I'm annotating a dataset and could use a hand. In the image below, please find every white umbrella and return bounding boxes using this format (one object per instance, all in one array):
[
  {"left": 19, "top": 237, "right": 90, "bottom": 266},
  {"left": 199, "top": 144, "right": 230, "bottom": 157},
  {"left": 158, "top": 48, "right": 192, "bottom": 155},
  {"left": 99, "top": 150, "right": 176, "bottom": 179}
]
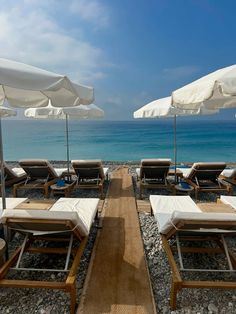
[
  {"left": 172, "top": 64, "right": 236, "bottom": 110},
  {"left": 25, "top": 104, "right": 104, "bottom": 178},
  {"left": 0, "top": 58, "right": 94, "bottom": 108},
  {"left": 0, "top": 58, "right": 94, "bottom": 209},
  {"left": 134, "top": 96, "right": 218, "bottom": 182},
  {"left": 63, "top": 104, "right": 104, "bottom": 119}
]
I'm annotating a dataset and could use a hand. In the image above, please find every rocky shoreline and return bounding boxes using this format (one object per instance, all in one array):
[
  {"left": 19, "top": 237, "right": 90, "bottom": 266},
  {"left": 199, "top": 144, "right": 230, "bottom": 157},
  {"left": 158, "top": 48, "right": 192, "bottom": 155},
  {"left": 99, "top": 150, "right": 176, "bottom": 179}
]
[{"left": 0, "top": 162, "right": 236, "bottom": 313}]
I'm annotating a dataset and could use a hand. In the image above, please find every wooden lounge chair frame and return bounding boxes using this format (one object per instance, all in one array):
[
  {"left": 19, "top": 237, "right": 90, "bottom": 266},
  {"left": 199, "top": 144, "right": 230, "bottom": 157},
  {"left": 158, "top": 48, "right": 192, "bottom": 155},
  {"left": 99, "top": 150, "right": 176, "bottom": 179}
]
[
  {"left": 220, "top": 169, "right": 236, "bottom": 186},
  {"left": 72, "top": 161, "right": 105, "bottom": 199},
  {"left": 139, "top": 160, "right": 171, "bottom": 199},
  {"left": 183, "top": 164, "right": 232, "bottom": 199},
  {"left": 1, "top": 162, "right": 27, "bottom": 187},
  {"left": 0, "top": 217, "right": 88, "bottom": 314},
  {"left": 13, "top": 161, "right": 59, "bottom": 198},
  {"left": 158, "top": 218, "right": 236, "bottom": 310}
]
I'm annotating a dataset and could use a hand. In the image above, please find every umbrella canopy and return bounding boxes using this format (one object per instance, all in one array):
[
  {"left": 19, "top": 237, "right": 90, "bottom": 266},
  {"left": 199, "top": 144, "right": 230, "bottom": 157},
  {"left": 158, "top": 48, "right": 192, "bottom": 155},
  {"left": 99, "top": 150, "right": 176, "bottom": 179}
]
[
  {"left": 133, "top": 96, "right": 218, "bottom": 118},
  {"left": 25, "top": 103, "right": 104, "bottom": 119},
  {"left": 24, "top": 104, "right": 64, "bottom": 119},
  {"left": 0, "top": 58, "right": 94, "bottom": 210},
  {"left": 133, "top": 96, "right": 218, "bottom": 182},
  {"left": 24, "top": 104, "right": 104, "bottom": 176},
  {"left": 0, "top": 58, "right": 94, "bottom": 108},
  {"left": 63, "top": 104, "right": 104, "bottom": 119},
  {"left": 134, "top": 96, "right": 177, "bottom": 118},
  {"left": 172, "top": 64, "right": 236, "bottom": 110}
]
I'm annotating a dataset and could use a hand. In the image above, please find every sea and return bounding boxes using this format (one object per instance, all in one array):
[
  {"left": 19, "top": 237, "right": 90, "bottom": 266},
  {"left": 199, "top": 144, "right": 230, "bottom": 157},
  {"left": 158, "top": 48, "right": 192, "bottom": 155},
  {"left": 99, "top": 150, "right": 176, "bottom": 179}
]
[{"left": 2, "top": 119, "right": 236, "bottom": 163}]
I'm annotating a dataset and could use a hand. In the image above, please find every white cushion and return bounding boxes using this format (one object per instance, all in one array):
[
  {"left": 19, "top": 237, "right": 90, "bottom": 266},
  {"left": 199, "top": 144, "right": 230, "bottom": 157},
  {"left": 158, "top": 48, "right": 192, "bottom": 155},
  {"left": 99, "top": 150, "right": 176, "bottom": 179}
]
[
  {"left": 220, "top": 196, "right": 236, "bottom": 210},
  {"left": 12, "top": 167, "right": 26, "bottom": 177},
  {"left": 50, "top": 198, "right": 99, "bottom": 236},
  {"left": 220, "top": 168, "right": 236, "bottom": 178},
  {"left": 103, "top": 167, "right": 109, "bottom": 176},
  {"left": 136, "top": 168, "right": 140, "bottom": 178},
  {"left": 150, "top": 195, "right": 236, "bottom": 234},
  {"left": 150, "top": 195, "right": 201, "bottom": 234},
  {"left": 177, "top": 167, "right": 192, "bottom": 178},
  {"left": 150, "top": 195, "right": 201, "bottom": 215},
  {"left": 54, "top": 168, "right": 68, "bottom": 177},
  {"left": 1, "top": 197, "right": 99, "bottom": 237}
]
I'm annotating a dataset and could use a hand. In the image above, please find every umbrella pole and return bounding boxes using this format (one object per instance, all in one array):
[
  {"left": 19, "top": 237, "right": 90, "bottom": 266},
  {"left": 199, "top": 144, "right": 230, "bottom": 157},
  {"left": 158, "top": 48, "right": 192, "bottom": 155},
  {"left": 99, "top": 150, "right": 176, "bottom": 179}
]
[
  {"left": 0, "top": 118, "right": 6, "bottom": 210},
  {"left": 0, "top": 118, "right": 9, "bottom": 258},
  {"left": 174, "top": 115, "right": 177, "bottom": 184},
  {"left": 65, "top": 114, "right": 70, "bottom": 181}
]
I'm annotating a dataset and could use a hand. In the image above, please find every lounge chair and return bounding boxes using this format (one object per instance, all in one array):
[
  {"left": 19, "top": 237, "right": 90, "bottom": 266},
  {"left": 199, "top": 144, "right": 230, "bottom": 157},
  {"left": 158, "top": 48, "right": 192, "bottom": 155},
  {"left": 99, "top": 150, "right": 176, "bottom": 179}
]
[
  {"left": 13, "top": 159, "right": 67, "bottom": 198},
  {"left": 179, "top": 162, "right": 231, "bottom": 199},
  {"left": 220, "top": 168, "right": 236, "bottom": 186},
  {"left": 0, "top": 197, "right": 100, "bottom": 314},
  {"left": 150, "top": 195, "right": 236, "bottom": 310},
  {"left": 137, "top": 159, "right": 172, "bottom": 198},
  {"left": 71, "top": 160, "right": 108, "bottom": 199},
  {"left": 0, "top": 162, "right": 27, "bottom": 187}
]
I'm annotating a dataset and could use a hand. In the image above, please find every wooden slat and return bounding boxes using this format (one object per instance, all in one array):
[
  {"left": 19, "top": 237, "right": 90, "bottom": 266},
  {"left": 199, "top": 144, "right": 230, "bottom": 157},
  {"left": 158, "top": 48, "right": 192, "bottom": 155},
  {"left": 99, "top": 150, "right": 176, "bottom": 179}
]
[
  {"left": 182, "top": 280, "right": 236, "bottom": 289},
  {"left": 26, "top": 247, "right": 77, "bottom": 254},
  {"left": 171, "top": 246, "right": 223, "bottom": 254},
  {"left": 0, "top": 279, "right": 66, "bottom": 289}
]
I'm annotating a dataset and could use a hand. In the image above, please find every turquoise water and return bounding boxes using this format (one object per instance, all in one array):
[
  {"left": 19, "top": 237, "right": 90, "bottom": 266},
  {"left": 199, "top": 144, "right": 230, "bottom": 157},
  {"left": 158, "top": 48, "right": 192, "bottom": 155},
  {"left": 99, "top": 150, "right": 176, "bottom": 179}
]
[{"left": 2, "top": 119, "right": 236, "bottom": 162}]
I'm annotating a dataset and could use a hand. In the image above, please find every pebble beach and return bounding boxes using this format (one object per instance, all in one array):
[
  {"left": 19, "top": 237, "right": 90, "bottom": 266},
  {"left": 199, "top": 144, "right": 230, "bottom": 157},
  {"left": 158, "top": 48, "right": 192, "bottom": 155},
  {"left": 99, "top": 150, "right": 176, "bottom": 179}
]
[
  {"left": 0, "top": 161, "right": 236, "bottom": 314},
  {"left": 1, "top": 1, "right": 236, "bottom": 313}
]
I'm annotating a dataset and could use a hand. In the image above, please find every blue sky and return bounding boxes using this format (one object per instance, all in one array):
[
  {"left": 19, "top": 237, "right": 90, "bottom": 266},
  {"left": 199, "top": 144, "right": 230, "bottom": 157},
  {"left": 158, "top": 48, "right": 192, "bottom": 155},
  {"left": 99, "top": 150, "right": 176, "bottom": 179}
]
[{"left": 1, "top": 0, "right": 236, "bottom": 120}]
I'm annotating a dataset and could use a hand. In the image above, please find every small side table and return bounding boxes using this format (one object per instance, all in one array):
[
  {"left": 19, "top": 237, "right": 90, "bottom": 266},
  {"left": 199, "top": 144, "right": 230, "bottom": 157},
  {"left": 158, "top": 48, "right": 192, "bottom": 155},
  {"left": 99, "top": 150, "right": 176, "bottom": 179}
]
[
  {"left": 51, "top": 182, "right": 75, "bottom": 197},
  {"left": 174, "top": 183, "right": 194, "bottom": 195}
]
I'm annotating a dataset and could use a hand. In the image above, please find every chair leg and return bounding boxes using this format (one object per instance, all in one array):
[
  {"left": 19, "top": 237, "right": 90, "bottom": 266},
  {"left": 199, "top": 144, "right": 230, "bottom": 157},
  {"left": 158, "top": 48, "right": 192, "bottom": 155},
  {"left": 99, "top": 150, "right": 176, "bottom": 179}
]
[
  {"left": 69, "top": 283, "right": 77, "bottom": 314},
  {"left": 99, "top": 185, "right": 104, "bottom": 199},
  {"left": 13, "top": 186, "right": 17, "bottom": 197},
  {"left": 170, "top": 280, "right": 179, "bottom": 310},
  {"left": 139, "top": 184, "right": 143, "bottom": 199},
  {"left": 195, "top": 189, "right": 198, "bottom": 200},
  {"left": 44, "top": 186, "right": 49, "bottom": 198}
]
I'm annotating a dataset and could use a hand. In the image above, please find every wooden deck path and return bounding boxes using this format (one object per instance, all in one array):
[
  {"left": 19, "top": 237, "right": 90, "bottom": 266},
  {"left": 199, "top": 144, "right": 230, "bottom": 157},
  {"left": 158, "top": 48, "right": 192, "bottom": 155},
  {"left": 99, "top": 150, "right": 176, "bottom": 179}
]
[{"left": 78, "top": 166, "right": 156, "bottom": 314}]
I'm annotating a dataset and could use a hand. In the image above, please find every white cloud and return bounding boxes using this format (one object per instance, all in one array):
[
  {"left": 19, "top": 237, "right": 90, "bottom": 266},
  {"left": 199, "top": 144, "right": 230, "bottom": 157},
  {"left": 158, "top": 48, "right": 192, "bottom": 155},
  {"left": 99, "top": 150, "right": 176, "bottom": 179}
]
[
  {"left": 0, "top": 1, "right": 110, "bottom": 84},
  {"left": 69, "top": 0, "right": 110, "bottom": 29},
  {"left": 162, "top": 66, "right": 200, "bottom": 80}
]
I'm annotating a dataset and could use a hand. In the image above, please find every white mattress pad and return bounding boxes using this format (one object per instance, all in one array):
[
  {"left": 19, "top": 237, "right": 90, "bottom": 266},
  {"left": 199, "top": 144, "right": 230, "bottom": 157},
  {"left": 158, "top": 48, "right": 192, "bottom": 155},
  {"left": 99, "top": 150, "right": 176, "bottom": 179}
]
[
  {"left": 1, "top": 197, "right": 99, "bottom": 237},
  {"left": 150, "top": 195, "right": 236, "bottom": 234}
]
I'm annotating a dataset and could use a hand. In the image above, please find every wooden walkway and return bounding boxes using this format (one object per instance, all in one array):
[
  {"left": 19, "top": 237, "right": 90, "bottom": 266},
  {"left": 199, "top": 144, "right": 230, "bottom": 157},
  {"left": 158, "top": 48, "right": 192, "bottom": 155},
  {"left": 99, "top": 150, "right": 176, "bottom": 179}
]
[{"left": 78, "top": 167, "right": 156, "bottom": 314}]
